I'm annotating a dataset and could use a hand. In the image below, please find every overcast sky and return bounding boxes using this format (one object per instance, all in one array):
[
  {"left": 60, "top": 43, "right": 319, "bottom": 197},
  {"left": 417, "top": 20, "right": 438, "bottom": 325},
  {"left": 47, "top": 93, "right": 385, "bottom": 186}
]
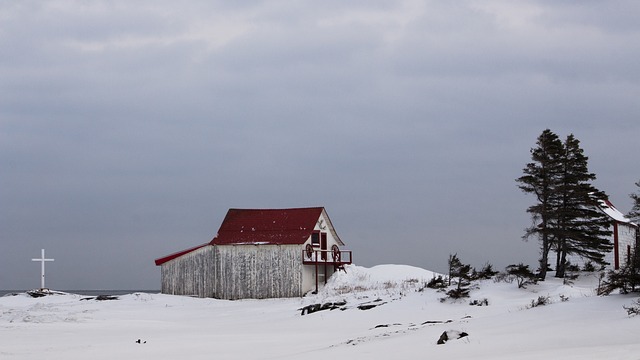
[{"left": 2, "top": 1, "right": 639, "bottom": 291}]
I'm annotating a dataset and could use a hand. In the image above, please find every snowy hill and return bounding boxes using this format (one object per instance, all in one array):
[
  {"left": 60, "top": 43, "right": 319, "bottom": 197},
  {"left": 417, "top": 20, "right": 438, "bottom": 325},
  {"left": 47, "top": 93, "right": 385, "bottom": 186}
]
[{"left": 1, "top": 264, "right": 639, "bottom": 359}]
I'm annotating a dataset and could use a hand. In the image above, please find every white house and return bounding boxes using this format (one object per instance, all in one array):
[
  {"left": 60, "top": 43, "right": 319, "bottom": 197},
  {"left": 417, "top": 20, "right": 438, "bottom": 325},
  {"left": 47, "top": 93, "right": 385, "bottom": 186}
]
[
  {"left": 154, "top": 207, "right": 352, "bottom": 299},
  {"left": 598, "top": 199, "right": 638, "bottom": 270}
]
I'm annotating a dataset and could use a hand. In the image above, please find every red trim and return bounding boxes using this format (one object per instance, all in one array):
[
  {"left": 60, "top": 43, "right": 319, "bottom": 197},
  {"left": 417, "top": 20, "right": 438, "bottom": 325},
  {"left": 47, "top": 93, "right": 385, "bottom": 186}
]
[
  {"left": 320, "top": 233, "right": 327, "bottom": 260},
  {"left": 154, "top": 242, "right": 211, "bottom": 266},
  {"left": 613, "top": 222, "right": 620, "bottom": 270}
]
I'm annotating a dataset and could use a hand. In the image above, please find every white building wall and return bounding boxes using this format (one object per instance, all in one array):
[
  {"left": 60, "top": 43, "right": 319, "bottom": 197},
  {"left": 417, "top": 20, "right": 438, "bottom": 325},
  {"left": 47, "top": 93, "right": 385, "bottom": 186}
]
[
  {"left": 300, "top": 213, "right": 344, "bottom": 294},
  {"left": 568, "top": 221, "right": 637, "bottom": 270},
  {"left": 617, "top": 223, "right": 637, "bottom": 267}
]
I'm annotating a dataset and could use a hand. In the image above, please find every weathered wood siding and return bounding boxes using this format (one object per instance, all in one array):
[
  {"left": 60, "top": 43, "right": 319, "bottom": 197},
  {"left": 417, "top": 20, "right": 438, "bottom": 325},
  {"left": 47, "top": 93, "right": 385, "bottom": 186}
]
[
  {"left": 160, "top": 245, "right": 215, "bottom": 298},
  {"left": 214, "top": 245, "right": 303, "bottom": 299},
  {"left": 160, "top": 244, "right": 304, "bottom": 299}
]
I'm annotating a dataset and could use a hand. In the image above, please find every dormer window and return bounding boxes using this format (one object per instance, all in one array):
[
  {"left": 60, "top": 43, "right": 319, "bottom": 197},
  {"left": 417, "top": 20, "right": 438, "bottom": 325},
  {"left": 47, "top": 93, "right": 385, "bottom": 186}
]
[{"left": 311, "top": 231, "right": 320, "bottom": 247}]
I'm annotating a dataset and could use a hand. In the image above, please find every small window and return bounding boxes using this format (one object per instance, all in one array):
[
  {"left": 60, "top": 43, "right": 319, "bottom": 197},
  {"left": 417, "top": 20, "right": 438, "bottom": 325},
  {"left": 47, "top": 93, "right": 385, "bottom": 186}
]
[{"left": 311, "top": 231, "right": 320, "bottom": 247}]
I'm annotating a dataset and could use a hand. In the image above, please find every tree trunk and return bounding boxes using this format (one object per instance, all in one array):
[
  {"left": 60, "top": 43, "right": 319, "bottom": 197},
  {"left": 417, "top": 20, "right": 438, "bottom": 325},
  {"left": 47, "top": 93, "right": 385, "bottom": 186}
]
[
  {"left": 538, "top": 235, "right": 549, "bottom": 280},
  {"left": 556, "top": 245, "right": 567, "bottom": 278}
]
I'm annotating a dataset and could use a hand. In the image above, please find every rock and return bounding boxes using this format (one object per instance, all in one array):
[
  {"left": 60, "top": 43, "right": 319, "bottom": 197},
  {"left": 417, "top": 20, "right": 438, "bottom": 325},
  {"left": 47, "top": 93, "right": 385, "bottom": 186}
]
[
  {"left": 299, "top": 301, "right": 347, "bottom": 315},
  {"left": 80, "top": 295, "right": 119, "bottom": 301},
  {"left": 357, "top": 301, "right": 387, "bottom": 311},
  {"left": 437, "top": 330, "right": 469, "bottom": 345},
  {"left": 437, "top": 331, "right": 449, "bottom": 345},
  {"left": 26, "top": 289, "right": 63, "bottom": 298}
]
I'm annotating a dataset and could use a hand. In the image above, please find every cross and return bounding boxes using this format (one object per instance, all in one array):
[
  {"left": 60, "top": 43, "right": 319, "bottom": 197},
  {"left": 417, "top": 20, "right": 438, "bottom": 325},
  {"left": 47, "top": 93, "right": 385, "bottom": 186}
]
[{"left": 31, "top": 249, "right": 54, "bottom": 289}]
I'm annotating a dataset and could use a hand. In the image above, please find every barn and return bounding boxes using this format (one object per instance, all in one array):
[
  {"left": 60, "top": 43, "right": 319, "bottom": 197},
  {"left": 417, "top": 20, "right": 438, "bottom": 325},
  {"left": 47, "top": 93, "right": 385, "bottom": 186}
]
[
  {"left": 154, "top": 207, "right": 352, "bottom": 299},
  {"left": 598, "top": 199, "right": 638, "bottom": 270}
]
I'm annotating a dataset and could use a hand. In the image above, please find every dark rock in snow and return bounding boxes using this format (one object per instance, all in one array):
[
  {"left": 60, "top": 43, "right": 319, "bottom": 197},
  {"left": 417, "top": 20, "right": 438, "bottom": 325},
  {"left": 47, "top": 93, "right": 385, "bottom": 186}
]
[
  {"left": 300, "top": 301, "right": 347, "bottom": 315},
  {"left": 80, "top": 295, "right": 119, "bottom": 301},
  {"left": 422, "top": 320, "right": 453, "bottom": 325},
  {"left": 357, "top": 301, "right": 387, "bottom": 311},
  {"left": 437, "top": 330, "right": 469, "bottom": 345},
  {"left": 26, "top": 289, "right": 65, "bottom": 298},
  {"left": 437, "top": 331, "right": 448, "bottom": 345}
]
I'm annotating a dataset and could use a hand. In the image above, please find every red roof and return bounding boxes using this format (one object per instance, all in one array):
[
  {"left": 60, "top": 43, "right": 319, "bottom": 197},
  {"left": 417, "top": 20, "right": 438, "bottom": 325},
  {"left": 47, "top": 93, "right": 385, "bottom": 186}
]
[
  {"left": 155, "top": 207, "right": 339, "bottom": 266},
  {"left": 154, "top": 243, "right": 210, "bottom": 266},
  {"left": 213, "top": 207, "right": 324, "bottom": 245}
]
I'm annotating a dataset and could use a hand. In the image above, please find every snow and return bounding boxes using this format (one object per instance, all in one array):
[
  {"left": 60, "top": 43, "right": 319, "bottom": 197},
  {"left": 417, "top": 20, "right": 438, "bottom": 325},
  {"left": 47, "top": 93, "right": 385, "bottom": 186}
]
[
  {"left": 599, "top": 200, "right": 634, "bottom": 224},
  {"left": 1, "top": 264, "right": 639, "bottom": 359}
]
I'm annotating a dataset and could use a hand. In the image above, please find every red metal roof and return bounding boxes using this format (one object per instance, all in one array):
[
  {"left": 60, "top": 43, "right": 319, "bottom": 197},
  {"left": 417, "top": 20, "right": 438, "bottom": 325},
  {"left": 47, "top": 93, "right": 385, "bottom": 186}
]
[
  {"left": 154, "top": 242, "right": 210, "bottom": 266},
  {"left": 213, "top": 207, "right": 324, "bottom": 245},
  {"left": 155, "top": 207, "right": 334, "bottom": 266}
]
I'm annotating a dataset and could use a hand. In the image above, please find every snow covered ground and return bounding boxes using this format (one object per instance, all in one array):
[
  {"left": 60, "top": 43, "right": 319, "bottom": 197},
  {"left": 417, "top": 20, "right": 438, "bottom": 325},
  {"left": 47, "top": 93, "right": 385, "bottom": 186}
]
[{"left": 1, "top": 264, "right": 639, "bottom": 359}]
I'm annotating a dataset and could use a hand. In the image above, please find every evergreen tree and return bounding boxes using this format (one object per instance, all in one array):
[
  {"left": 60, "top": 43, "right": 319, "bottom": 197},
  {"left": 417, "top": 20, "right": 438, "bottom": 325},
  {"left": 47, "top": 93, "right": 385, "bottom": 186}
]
[
  {"left": 447, "top": 254, "right": 472, "bottom": 299},
  {"left": 517, "top": 130, "right": 612, "bottom": 279},
  {"left": 516, "top": 129, "right": 564, "bottom": 280},
  {"left": 629, "top": 180, "right": 640, "bottom": 223},
  {"left": 601, "top": 245, "right": 640, "bottom": 294},
  {"left": 553, "top": 135, "right": 612, "bottom": 277}
]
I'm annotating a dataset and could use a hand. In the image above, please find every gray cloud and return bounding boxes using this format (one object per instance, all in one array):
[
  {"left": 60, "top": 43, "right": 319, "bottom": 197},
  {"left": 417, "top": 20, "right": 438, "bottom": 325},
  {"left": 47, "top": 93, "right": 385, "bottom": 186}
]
[{"left": 1, "top": 0, "right": 639, "bottom": 290}]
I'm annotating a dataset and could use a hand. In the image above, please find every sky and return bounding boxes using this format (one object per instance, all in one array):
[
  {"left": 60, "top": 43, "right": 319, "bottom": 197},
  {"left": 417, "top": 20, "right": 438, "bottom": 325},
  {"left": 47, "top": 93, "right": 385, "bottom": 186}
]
[{"left": 1, "top": 0, "right": 639, "bottom": 290}]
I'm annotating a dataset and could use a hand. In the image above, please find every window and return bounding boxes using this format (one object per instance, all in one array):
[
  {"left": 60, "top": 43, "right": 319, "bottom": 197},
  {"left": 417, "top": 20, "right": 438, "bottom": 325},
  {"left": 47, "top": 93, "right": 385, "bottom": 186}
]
[{"left": 311, "top": 231, "right": 320, "bottom": 247}]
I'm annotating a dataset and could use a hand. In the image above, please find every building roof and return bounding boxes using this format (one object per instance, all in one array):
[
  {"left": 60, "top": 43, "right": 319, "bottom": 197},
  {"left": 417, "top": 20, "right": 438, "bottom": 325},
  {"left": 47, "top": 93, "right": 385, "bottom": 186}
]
[
  {"left": 599, "top": 199, "right": 637, "bottom": 226},
  {"left": 213, "top": 207, "right": 326, "bottom": 245},
  {"left": 155, "top": 207, "right": 343, "bottom": 266},
  {"left": 154, "top": 242, "right": 210, "bottom": 266}
]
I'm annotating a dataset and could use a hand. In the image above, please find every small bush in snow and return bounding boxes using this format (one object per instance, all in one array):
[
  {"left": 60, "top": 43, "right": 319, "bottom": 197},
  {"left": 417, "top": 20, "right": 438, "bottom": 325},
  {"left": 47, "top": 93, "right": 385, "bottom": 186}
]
[
  {"left": 505, "top": 263, "right": 538, "bottom": 289},
  {"left": 582, "top": 261, "right": 597, "bottom": 272},
  {"left": 493, "top": 272, "right": 512, "bottom": 284},
  {"left": 623, "top": 299, "right": 640, "bottom": 317},
  {"left": 469, "top": 298, "right": 489, "bottom": 306},
  {"left": 471, "top": 262, "right": 499, "bottom": 280},
  {"left": 382, "top": 281, "right": 396, "bottom": 289},
  {"left": 445, "top": 287, "right": 470, "bottom": 299},
  {"left": 425, "top": 275, "right": 447, "bottom": 290},
  {"left": 527, "top": 295, "right": 551, "bottom": 309},
  {"left": 601, "top": 248, "right": 640, "bottom": 295}
]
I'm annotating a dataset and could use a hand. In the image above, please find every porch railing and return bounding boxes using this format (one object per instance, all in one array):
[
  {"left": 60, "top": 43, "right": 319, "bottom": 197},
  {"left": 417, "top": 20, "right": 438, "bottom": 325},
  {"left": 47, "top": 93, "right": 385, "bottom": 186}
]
[{"left": 302, "top": 248, "right": 352, "bottom": 266}]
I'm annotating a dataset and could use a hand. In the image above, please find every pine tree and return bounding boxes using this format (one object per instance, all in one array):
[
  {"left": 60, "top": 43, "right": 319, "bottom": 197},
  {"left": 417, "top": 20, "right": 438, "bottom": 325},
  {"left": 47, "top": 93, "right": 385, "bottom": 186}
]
[
  {"left": 601, "top": 245, "right": 640, "bottom": 294},
  {"left": 446, "top": 254, "right": 472, "bottom": 298},
  {"left": 517, "top": 130, "right": 613, "bottom": 279},
  {"left": 516, "top": 129, "right": 564, "bottom": 280},
  {"left": 553, "top": 135, "right": 612, "bottom": 278},
  {"left": 629, "top": 180, "right": 640, "bottom": 223}
]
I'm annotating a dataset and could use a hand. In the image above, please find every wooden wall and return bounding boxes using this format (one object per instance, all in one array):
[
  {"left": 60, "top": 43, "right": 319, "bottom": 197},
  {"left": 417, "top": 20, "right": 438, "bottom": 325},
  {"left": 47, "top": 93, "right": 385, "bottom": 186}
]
[
  {"left": 160, "top": 245, "right": 215, "bottom": 298},
  {"left": 160, "top": 244, "right": 304, "bottom": 299}
]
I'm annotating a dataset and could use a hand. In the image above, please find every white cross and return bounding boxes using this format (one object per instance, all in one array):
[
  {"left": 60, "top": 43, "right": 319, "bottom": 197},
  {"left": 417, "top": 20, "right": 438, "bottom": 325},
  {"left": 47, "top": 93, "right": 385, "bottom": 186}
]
[{"left": 31, "top": 249, "right": 54, "bottom": 289}]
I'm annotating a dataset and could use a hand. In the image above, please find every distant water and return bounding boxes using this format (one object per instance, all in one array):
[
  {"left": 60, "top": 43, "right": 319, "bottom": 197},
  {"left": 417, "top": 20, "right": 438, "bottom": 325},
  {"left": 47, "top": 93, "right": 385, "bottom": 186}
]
[{"left": 0, "top": 290, "right": 160, "bottom": 297}]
